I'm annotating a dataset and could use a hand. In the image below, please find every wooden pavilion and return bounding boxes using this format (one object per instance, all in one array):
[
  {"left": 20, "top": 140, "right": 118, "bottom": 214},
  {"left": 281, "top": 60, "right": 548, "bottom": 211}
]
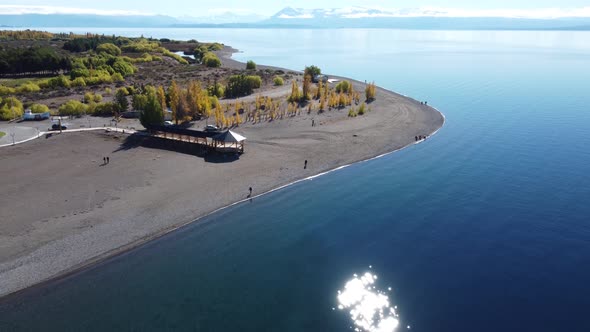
[
  {"left": 145, "top": 125, "right": 246, "bottom": 153},
  {"left": 212, "top": 130, "right": 247, "bottom": 153}
]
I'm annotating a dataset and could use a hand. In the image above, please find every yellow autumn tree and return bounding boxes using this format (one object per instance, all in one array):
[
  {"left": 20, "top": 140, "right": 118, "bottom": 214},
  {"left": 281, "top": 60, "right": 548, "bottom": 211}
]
[
  {"left": 156, "top": 86, "right": 167, "bottom": 114},
  {"left": 168, "top": 80, "right": 180, "bottom": 124}
]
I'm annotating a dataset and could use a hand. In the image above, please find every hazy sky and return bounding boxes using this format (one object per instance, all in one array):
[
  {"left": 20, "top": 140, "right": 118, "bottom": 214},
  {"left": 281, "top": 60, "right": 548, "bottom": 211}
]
[{"left": 0, "top": 0, "right": 589, "bottom": 17}]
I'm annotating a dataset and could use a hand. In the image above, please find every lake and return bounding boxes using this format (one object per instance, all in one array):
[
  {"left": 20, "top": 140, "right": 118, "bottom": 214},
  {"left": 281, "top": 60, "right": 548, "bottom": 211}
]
[{"left": 1, "top": 28, "right": 590, "bottom": 332}]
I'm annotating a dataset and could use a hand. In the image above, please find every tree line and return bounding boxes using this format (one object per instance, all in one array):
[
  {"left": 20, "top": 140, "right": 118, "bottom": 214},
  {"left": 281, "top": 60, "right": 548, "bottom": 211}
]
[{"left": 0, "top": 47, "right": 72, "bottom": 77}]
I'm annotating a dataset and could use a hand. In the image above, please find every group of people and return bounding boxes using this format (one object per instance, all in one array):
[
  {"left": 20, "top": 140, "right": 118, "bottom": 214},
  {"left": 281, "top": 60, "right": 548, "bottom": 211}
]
[
  {"left": 420, "top": 101, "right": 428, "bottom": 105},
  {"left": 103, "top": 156, "right": 110, "bottom": 164},
  {"left": 415, "top": 135, "right": 428, "bottom": 141}
]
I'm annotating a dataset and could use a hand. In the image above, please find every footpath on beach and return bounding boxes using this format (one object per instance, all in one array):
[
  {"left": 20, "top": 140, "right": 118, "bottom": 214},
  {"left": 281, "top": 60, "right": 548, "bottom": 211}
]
[{"left": 0, "top": 126, "right": 135, "bottom": 148}]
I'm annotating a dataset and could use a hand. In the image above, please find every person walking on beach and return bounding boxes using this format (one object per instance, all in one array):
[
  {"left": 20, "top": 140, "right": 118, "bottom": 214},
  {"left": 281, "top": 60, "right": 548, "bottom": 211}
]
[
  {"left": 304, "top": 160, "right": 308, "bottom": 169},
  {"left": 103, "top": 157, "right": 106, "bottom": 164},
  {"left": 249, "top": 187, "right": 252, "bottom": 196},
  {"left": 107, "top": 156, "right": 110, "bottom": 164},
  {"left": 312, "top": 119, "right": 315, "bottom": 127}
]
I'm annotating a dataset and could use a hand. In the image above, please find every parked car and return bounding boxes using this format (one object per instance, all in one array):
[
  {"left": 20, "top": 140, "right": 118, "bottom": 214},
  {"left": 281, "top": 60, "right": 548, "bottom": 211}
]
[
  {"left": 205, "top": 124, "right": 219, "bottom": 132},
  {"left": 51, "top": 124, "right": 67, "bottom": 130},
  {"left": 164, "top": 121, "right": 174, "bottom": 126}
]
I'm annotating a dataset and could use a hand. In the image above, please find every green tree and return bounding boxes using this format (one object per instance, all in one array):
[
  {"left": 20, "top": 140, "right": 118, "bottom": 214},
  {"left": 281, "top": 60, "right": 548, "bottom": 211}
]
[
  {"left": 304, "top": 65, "right": 321, "bottom": 78},
  {"left": 132, "top": 94, "right": 148, "bottom": 110},
  {"left": 246, "top": 60, "right": 256, "bottom": 70},
  {"left": 140, "top": 87, "right": 164, "bottom": 128},
  {"left": 115, "top": 88, "right": 129, "bottom": 113}
]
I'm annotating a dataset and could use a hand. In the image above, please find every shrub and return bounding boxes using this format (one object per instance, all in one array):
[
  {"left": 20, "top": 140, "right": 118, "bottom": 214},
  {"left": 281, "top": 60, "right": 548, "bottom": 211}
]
[
  {"left": 0, "top": 96, "right": 24, "bottom": 120},
  {"left": 246, "top": 60, "right": 256, "bottom": 70},
  {"left": 365, "top": 82, "right": 376, "bottom": 102},
  {"left": 208, "top": 83, "right": 225, "bottom": 98},
  {"left": 0, "top": 85, "right": 16, "bottom": 96},
  {"left": 71, "top": 77, "right": 87, "bottom": 87},
  {"left": 161, "top": 49, "right": 189, "bottom": 64},
  {"left": 93, "top": 102, "right": 118, "bottom": 116},
  {"left": 84, "top": 92, "right": 94, "bottom": 103},
  {"left": 208, "top": 43, "right": 223, "bottom": 51},
  {"left": 48, "top": 75, "right": 71, "bottom": 89},
  {"left": 30, "top": 103, "right": 50, "bottom": 114},
  {"left": 111, "top": 59, "right": 136, "bottom": 76},
  {"left": 335, "top": 80, "right": 351, "bottom": 94},
  {"left": 273, "top": 76, "right": 284, "bottom": 86},
  {"left": 121, "top": 40, "right": 161, "bottom": 53},
  {"left": 348, "top": 108, "right": 357, "bottom": 117},
  {"left": 358, "top": 103, "right": 366, "bottom": 115},
  {"left": 17, "top": 82, "right": 41, "bottom": 94},
  {"left": 225, "top": 74, "right": 260, "bottom": 98},
  {"left": 58, "top": 100, "right": 88, "bottom": 116},
  {"left": 70, "top": 68, "right": 90, "bottom": 79},
  {"left": 193, "top": 45, "right": 209, "bottom": 62},
  {"left": 202, "top": 52, "right": 221, "bottom": 68},
  {"left": 96, "top": 43, "right": 122, "bottom": 56},
  {"left": 84, "top": 92, "right": 102, "bottom": 103},
  {"left": 104, "top": 87, "right": 113, "bottom": 96},
  {"left": 111, "top": 73, "right": 125, "bottom": 82},
  {"left": 246, "top": 76, "right": 262, "bottom": 89}
]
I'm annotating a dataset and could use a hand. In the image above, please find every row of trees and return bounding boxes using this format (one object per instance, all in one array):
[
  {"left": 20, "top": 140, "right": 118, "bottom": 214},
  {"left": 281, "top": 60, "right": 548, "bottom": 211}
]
[
  {"left": 0, "top": 30, "right": 55, "bottom": 41},
  {"left": 0, "top": 47, "right": 72, "bottom": 77},
  {"left": 63, "top": 35, "right": 130, "bottom": 53}
]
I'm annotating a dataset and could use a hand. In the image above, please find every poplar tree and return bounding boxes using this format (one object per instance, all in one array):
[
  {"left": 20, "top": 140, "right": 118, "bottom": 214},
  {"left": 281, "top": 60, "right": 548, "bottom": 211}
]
[
  {"left": 168, "top": 80, "right": 180, "bottom": 124},
  {"left": 302, "top": 75, "right": 312, "bottom": 101},
  {"left": 156, "top": 86, "right": 167, "bottom": 114}
]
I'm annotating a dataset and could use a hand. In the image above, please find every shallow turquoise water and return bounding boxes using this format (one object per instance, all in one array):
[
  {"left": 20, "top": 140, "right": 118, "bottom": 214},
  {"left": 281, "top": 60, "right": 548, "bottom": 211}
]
[{"left": 1, "top": 29, "right": 590, "bottom": 331}]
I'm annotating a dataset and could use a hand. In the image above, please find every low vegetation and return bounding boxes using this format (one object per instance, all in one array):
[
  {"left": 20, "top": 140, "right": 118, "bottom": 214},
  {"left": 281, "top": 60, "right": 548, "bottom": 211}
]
[
  {"left": 365, "top": 82, "right": 377, "bottom": 102},
  {"left": 202, "top": 52, "right": 221, "bottom": 68},
  {"left": 273, "top": 76, "right": 284, "bottom": 86},
  {"left": 225, "top": 75, "right": 262, "bottom": 98},
  {"left": 246, "top": 60, "right": 256, "bottom": 70},
  {"left": 0, "top": 96, "right": 24, "bottom": 120}
]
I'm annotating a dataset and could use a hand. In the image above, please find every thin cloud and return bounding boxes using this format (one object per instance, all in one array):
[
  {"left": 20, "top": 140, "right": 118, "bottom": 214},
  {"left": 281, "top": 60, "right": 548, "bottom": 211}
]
[
  {"left": 0, "top": 5, "right": 154, "bottom": 16},
  {"left": 340, "top": 6, "right": 590, "bottom": 19}
]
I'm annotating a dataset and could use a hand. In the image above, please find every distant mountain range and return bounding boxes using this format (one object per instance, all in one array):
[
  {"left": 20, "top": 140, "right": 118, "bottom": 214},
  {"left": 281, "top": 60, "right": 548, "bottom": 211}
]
[{"left": 2, "top": 6, "right": 590, "bottom": 30}]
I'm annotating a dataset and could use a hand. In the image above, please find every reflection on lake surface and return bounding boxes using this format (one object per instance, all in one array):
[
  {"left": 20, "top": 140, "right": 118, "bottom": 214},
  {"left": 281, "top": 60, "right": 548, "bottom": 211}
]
[{"left": 338, "top": 271, "right": 403, "bottom": 332}]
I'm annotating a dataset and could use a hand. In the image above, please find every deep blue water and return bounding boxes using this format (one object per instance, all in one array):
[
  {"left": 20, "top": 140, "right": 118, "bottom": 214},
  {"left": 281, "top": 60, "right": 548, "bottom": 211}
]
[{"left": 1, "top": 29, "right": 590, "bottom": 332}]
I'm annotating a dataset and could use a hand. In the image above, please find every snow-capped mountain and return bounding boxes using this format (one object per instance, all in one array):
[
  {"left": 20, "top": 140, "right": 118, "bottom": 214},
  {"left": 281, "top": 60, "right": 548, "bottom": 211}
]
[
  {"left": 264, "top": 6, "right": 590, "bottom": 30},
  {"left": 270, "top": 6, "right": 590, "bottom": 20}
]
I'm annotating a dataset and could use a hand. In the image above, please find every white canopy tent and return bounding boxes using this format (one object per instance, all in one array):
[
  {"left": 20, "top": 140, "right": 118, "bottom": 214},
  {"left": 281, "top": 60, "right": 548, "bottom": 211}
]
[{"left": 212, "top": 130, "right": 247, "bottom": 153}]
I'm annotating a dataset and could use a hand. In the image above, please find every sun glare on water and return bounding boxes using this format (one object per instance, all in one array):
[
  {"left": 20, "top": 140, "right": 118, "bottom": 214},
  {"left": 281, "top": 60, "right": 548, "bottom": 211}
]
[{"left": 337, "top": 271, "right": 403, "bottom": 332}]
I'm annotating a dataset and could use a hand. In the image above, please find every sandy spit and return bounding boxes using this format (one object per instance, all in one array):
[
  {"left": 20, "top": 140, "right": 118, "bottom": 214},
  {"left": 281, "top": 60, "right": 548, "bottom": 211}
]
[{"left": 0, "top": 50, "right": 444, "bottom": 298}]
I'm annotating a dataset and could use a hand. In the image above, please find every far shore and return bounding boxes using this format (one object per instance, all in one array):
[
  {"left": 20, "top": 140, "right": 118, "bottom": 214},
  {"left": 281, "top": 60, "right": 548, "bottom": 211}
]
[{"left": 0, "top": 48, "right": 444, "bottom": 298}]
